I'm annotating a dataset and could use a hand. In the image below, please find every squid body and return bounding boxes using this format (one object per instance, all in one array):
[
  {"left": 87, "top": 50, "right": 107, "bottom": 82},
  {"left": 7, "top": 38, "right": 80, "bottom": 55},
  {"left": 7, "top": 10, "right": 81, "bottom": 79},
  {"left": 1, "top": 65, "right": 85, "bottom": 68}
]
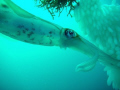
[{"left": 0, "top": 0, "right": 120, "bottom": 83}]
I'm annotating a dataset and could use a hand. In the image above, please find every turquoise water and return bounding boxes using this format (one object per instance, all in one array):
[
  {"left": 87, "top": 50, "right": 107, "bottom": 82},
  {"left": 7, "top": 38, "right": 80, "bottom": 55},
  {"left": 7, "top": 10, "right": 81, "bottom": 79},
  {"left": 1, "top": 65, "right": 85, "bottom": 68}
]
[
  {"left": 0, "top": 38, "right": 114, "bottom": 90},
  {"left": 0, "top": 0, "right": 119, "bottom": 90}
]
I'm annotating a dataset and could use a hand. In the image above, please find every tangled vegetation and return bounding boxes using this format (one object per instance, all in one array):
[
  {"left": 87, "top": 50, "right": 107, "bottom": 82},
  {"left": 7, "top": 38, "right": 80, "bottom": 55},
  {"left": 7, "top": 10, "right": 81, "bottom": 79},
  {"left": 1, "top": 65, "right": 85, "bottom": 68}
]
[{"left": 34, "top": 0, "right": 77, "bottom": 19}]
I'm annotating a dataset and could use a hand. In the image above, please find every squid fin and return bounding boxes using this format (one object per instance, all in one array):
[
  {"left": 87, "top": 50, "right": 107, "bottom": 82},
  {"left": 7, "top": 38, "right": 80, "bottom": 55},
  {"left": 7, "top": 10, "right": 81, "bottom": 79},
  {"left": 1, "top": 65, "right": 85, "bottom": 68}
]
[{"left": 4, "top": 0, "right": 34, "bottom": 18}]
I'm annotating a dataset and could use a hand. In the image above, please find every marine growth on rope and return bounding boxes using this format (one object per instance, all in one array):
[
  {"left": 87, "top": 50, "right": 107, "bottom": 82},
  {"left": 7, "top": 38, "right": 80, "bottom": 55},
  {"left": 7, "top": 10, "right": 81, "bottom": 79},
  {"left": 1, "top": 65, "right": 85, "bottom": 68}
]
[{"left": 34, "top": 0, "right": 77, "bottom": 19}]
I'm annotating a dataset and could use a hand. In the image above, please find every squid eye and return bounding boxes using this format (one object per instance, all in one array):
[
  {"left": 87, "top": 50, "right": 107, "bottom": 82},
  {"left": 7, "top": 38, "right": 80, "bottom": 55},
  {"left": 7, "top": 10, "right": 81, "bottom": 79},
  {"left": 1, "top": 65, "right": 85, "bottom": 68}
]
[{"left": 65, "top": 29, "right": 77, "bottom": 38}]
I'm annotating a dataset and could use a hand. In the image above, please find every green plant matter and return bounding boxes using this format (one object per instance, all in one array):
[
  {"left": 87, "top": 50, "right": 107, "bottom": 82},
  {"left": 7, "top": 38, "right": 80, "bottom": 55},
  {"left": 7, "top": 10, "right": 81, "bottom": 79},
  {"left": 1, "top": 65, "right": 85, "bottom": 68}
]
[{"left": 34, "top": 0, "right": 77, "bottom": 19}]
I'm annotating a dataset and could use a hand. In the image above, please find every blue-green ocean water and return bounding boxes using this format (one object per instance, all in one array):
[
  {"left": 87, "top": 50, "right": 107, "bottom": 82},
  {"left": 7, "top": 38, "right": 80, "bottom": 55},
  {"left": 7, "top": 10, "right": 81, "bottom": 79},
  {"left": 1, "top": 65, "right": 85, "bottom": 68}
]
[{"left": 0, "top": 0, "right": 119, "bottom": 90}]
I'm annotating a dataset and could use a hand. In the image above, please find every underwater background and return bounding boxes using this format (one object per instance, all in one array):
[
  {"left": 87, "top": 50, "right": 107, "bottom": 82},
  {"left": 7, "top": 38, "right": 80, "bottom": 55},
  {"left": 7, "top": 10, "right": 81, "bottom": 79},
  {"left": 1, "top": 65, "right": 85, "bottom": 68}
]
[{"left": 0, "top": 0, "right": 119, "bottom": 90}]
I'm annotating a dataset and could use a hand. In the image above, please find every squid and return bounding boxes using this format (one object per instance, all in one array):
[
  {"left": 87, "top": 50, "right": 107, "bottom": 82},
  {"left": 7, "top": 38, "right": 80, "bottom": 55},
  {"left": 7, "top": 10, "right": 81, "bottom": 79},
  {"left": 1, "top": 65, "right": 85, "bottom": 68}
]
[{"left": 0, "top": 0, "right": 120, "bottom": 87}]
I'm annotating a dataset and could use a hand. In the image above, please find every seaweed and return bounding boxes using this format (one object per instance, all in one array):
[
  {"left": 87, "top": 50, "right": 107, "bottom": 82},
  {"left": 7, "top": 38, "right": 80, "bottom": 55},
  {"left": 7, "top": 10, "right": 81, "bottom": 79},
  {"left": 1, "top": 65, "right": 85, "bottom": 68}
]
[{"left": 34, "top": 0, "right": 77, "bottom": 19}]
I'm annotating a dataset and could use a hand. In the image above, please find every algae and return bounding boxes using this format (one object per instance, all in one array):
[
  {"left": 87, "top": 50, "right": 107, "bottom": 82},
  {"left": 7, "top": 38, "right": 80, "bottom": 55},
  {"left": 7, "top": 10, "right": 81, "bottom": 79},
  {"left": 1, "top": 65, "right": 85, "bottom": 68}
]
[{"left": 34, "top": 0, "right": 77, "bottom": 19}]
